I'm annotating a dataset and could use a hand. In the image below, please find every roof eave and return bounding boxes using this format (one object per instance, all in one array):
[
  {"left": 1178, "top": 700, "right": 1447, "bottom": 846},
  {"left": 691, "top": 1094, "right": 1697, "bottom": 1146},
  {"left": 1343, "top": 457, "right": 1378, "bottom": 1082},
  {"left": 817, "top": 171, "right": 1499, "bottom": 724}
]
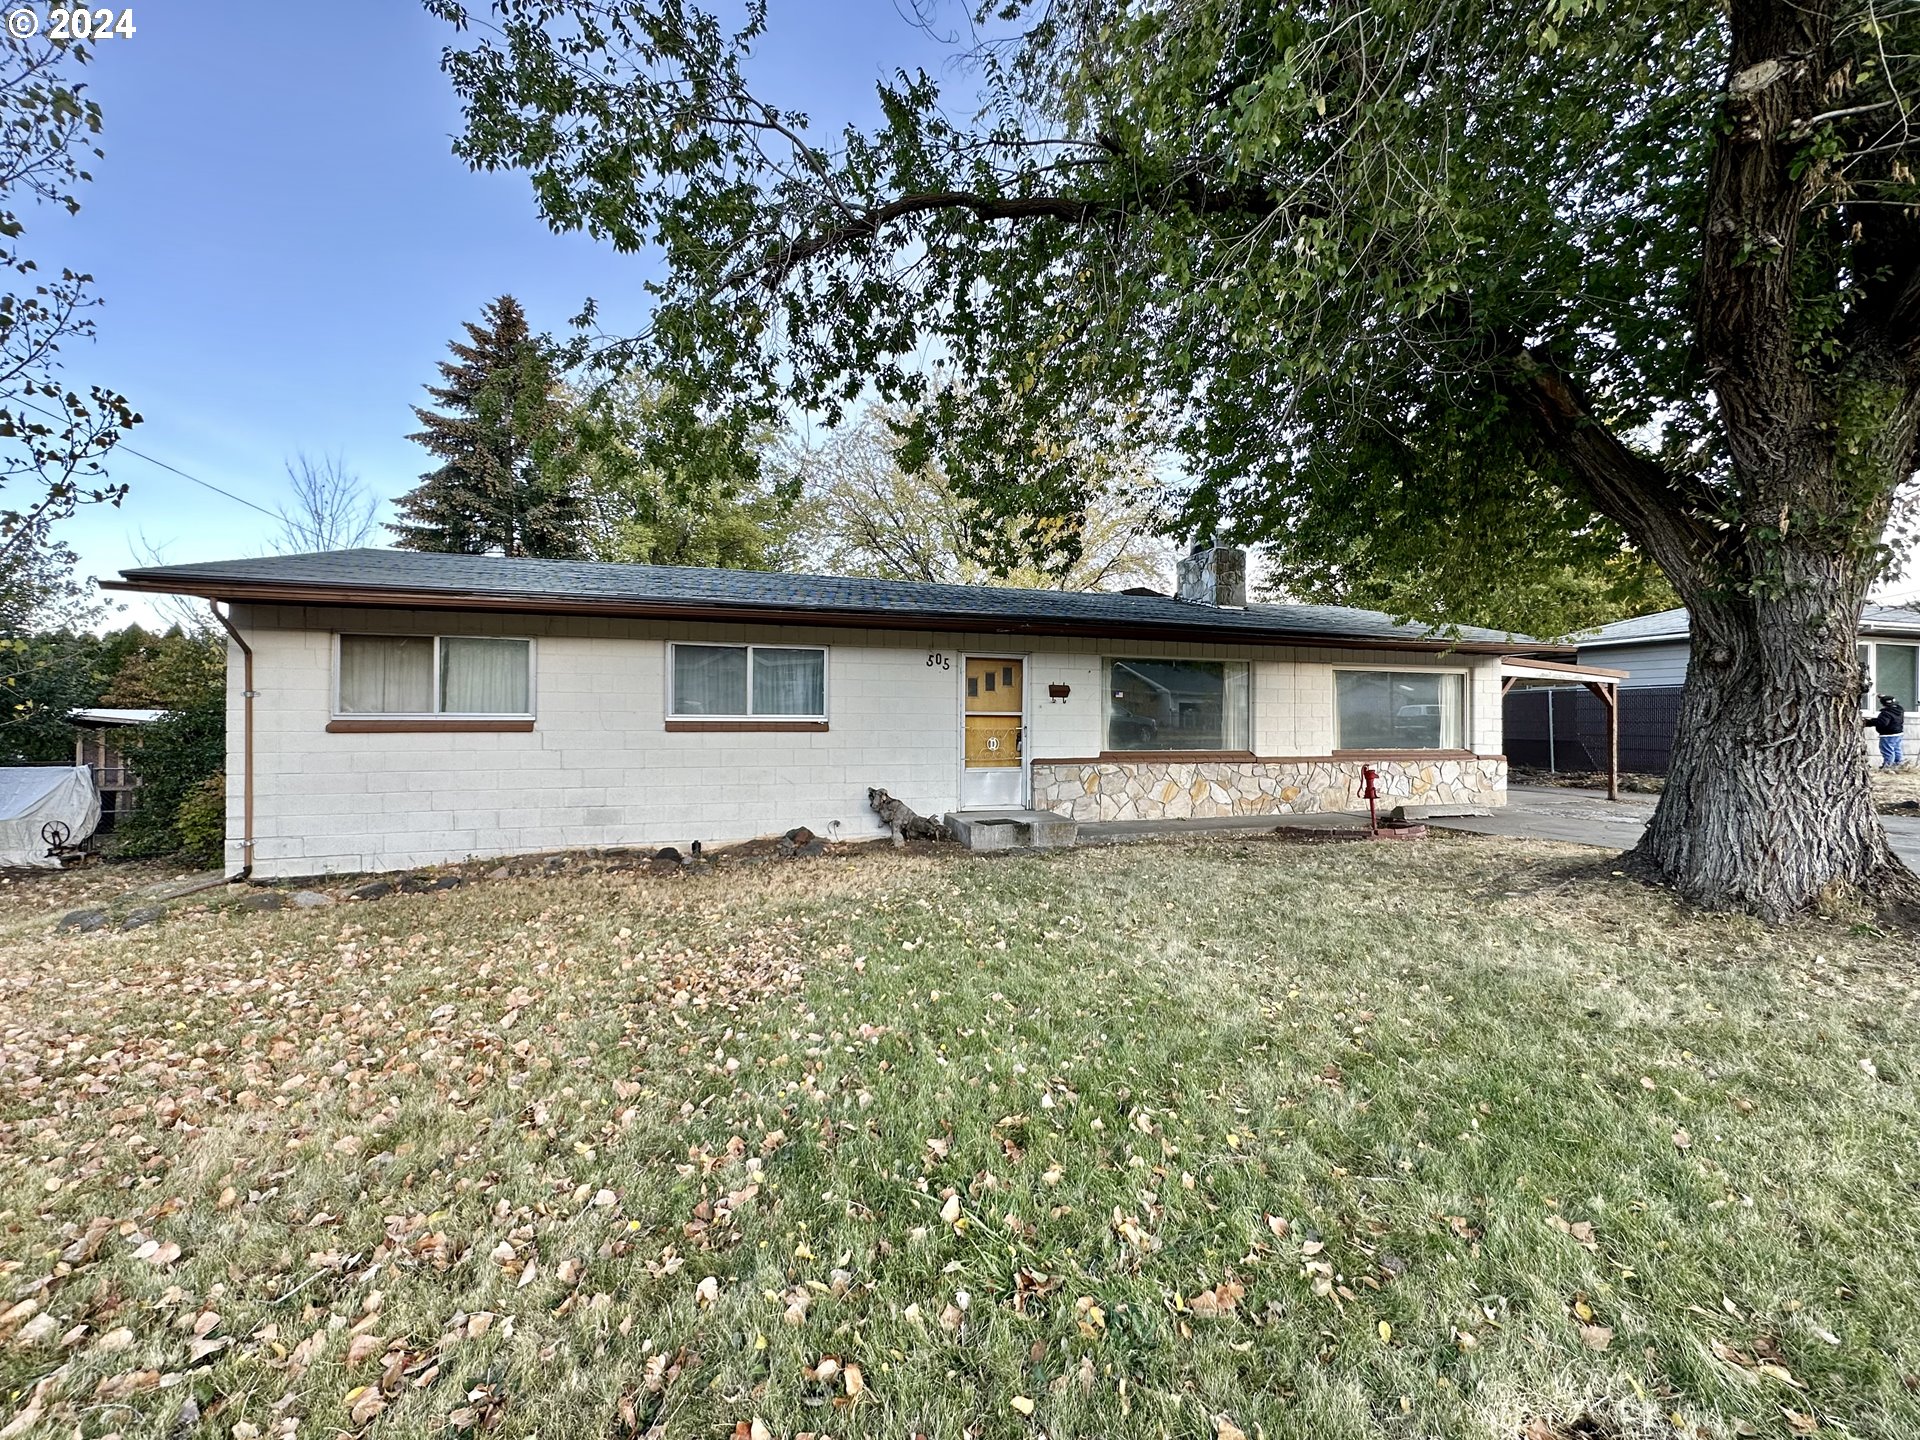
[
  {"left": 103, "top": 574, "right": 1556, "bottom": 657},
  {"left": 1572, "top": 632, "right": 1689, "bottom": 649}
]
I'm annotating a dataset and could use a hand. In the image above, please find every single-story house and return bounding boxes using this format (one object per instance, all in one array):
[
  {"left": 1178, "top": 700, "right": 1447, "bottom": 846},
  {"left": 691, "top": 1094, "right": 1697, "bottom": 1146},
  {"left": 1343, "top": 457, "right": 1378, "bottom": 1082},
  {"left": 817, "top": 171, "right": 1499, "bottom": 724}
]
[
  {"left": 1503, "top": 603, "right": 1920, "bottom": 774},
  {"left": 106, "top": 545, "right": 1601, "bottom": 879}
]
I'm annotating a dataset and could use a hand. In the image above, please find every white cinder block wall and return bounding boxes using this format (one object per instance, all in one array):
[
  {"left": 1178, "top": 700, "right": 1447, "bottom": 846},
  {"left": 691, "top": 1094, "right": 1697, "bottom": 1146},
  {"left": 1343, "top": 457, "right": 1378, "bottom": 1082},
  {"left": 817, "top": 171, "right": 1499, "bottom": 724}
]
[{"left": 224, "top": 603, "right": 1508, "bottom": 877}]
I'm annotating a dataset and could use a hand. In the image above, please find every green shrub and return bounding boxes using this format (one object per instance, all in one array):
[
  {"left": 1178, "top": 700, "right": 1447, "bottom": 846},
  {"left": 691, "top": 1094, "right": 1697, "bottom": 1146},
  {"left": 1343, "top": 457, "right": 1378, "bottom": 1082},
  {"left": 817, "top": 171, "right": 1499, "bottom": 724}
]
[
  {"left": 113, "top": 695, "right": 225, "bottom": 858},
  {"left": 173, "top": 774, "right": 226, "bottom": 865}
]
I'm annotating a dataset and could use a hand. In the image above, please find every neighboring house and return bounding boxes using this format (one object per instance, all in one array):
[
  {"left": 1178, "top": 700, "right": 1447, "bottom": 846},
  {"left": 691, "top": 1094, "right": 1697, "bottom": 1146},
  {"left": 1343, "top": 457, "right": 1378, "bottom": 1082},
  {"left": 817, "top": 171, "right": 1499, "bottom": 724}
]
[
  {"left": 1505, "top": 604, "right": 1920, "bottom": 773},
  {"left": 107, "top": 545, "right": 1584, "bottom": 880},
  {"left": 67, "top": 707, "right": 166, "bottom": 830}
]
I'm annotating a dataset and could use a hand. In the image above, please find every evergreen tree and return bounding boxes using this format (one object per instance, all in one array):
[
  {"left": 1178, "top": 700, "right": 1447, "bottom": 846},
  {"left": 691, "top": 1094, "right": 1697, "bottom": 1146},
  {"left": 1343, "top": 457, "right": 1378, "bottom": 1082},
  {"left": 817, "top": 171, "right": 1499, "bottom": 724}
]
[{"left": 390, "top": 296, "right": 586, "bottom": 557}]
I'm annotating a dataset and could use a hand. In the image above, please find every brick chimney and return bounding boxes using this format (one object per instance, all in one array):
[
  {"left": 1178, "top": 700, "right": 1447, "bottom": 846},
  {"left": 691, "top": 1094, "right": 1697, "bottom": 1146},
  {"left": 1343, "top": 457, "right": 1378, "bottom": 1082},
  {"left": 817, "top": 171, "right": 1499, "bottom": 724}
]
[{"left": 1175, "top": 539, "right": 1248, "bottom": 609}]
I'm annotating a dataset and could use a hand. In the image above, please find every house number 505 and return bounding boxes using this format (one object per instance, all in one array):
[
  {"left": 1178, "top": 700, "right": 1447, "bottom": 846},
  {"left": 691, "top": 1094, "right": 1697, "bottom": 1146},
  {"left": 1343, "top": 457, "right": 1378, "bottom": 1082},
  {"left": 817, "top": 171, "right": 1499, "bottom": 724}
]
[{"left": 926, "top": 653, "right": 951, "bottom": 670}]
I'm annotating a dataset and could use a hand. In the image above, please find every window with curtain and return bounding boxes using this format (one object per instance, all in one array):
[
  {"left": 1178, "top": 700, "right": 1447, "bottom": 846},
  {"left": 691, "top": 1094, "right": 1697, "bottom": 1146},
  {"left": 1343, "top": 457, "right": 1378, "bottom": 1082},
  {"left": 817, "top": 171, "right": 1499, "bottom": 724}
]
[
  {"left": 1103, "top": 659, "right": 1250, "bottom": 751},
  {"left": 337, "top": 635, "right": 533, "bottom": 716},
  {"left": 1875, "top": 643, "right": 1919, "bottom": 711},
  {"left": 1335, "top": 671, "right": 1464, "bottom": 750},
  {"left": 671, "top": 644, "right": 826, "bottom": 718}
]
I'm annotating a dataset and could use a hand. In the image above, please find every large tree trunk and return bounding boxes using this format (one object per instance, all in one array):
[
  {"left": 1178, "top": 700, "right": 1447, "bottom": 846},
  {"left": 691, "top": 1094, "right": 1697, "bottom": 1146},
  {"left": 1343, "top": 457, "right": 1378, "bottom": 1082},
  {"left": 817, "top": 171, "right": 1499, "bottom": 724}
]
[
  {"left": 1509, "top": 0, "right": 1920, "bottom": 917},
  {"left": 1632, "top": 553, "right": 1900, "bottom": 917}
]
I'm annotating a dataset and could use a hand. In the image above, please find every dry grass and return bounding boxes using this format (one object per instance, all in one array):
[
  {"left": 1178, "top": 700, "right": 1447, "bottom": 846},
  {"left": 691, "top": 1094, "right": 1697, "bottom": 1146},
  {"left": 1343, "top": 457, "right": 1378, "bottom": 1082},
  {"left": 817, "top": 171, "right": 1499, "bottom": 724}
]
[
  {"left": 1873, "top": 764, "right": 1920, "bottom": 809},
  {"left": 1, "top": 835, "right": 1916, "bottom": 1440}
]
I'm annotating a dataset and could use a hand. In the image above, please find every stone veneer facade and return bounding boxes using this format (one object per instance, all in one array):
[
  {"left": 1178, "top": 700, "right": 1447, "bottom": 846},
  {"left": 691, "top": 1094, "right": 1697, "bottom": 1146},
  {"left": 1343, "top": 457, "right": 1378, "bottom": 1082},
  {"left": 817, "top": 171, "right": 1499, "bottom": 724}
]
[{"left": 1030, "top": 755, "right": 1506, "bottom": 823}]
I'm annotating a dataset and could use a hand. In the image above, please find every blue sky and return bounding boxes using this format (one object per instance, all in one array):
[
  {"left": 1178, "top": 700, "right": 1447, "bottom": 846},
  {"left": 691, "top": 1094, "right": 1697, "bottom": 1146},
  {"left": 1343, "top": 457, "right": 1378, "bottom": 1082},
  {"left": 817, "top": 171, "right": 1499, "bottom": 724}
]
[{"left": 49, "top": 0, "right": 958, "bottom": 624}]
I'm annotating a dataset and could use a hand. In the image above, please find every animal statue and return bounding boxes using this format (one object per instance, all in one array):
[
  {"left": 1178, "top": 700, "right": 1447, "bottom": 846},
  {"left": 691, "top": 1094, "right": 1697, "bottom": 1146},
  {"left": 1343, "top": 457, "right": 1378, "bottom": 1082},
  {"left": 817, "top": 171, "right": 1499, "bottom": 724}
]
[{"left": 868, "top": 788, "right": 946, "bottom": 848}]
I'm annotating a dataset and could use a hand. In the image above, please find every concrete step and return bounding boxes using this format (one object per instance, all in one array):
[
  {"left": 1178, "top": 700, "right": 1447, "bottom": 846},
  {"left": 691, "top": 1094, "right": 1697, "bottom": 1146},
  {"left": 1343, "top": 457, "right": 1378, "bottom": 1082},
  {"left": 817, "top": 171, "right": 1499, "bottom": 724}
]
[{"left": 947, "top": 810, "right": 1079, "bottom": 852}]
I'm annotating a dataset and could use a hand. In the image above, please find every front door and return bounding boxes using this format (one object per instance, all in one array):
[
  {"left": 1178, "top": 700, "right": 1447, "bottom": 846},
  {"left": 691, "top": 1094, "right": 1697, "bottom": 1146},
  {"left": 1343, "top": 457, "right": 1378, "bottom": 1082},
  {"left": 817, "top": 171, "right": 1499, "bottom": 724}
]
[{"left": 961, "top": 655, "right": 1026, "bottom": 809}]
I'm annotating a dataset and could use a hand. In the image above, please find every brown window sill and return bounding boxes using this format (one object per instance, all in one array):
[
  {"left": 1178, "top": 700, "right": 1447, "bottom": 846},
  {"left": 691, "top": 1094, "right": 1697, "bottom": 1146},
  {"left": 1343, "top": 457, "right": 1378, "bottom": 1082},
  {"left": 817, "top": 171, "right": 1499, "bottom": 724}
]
[
  {"left": 1099, "top": 749, "right": 1257, "bottom": 763},
  {"left": 665, "top": 719, "right": 829, "bottom": 733},
  {"left": 1329, "top": 748, "right": 1478, "bottom": 760},
  {"left": 327, "top": 718, "right": 535, "bottom": 734},
  {"left": 1034, "top": 751, "right": 1257, "bottom": 765},
  {"left": 1032, "top": 750, "right": 1500, "bottom": 766}
]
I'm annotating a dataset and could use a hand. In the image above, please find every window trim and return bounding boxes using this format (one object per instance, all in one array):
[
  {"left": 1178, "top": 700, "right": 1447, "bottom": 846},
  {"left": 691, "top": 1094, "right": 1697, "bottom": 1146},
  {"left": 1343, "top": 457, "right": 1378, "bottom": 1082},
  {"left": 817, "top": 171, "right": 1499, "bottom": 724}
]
[
  {"left": 1330, "top": 665, "right": 1470, "bottom": 753},
  {"left": 666, "top": 642, "right": 830, "bottom": 722},
  {"left": 1865, "top": 641, "right": 1919, "bottom": 713},
  {"left": 1101, "top": 655, "right": 1252, "bottom": 755},
  {"left": 331, "top": 633, "right": 538, "bottom": 722}
]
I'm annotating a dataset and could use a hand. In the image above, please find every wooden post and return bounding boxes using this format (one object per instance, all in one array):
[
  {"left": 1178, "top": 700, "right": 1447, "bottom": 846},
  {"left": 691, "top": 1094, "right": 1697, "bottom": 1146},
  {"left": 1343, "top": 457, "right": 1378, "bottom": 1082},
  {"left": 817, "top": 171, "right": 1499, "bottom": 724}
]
[
  {"left": 1607, "top": 685, "right": 1619, "bottom": 801},
  {"left": 1574, "top": 683, "right": 1620, "bottom": 802},
  {"left": 1584, "top": 681, "right": 1621, "bottom": 801}
]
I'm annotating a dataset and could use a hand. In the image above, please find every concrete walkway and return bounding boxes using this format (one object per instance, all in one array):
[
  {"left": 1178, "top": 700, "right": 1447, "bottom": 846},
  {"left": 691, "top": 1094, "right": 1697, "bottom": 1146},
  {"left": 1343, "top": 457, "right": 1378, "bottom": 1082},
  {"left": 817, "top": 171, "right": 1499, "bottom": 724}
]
[{"left": 1428, "top": 784, "right": 1920, "bottom": 869}]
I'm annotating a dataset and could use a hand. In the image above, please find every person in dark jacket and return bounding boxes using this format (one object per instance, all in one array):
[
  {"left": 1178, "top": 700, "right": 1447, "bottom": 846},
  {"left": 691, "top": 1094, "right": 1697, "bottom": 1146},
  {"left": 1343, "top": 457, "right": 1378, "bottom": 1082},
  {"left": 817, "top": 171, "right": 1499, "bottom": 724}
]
[{"left": 1867, "top": 693, "right": 1906, "bottom": 767}]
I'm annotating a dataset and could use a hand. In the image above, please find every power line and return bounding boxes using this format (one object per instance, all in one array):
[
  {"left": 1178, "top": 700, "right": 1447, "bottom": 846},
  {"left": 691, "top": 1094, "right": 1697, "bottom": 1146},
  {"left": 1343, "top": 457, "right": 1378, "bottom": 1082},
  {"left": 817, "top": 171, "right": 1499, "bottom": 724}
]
[{"left": 9, "top": 395, "right": 284, "bottom": 522}]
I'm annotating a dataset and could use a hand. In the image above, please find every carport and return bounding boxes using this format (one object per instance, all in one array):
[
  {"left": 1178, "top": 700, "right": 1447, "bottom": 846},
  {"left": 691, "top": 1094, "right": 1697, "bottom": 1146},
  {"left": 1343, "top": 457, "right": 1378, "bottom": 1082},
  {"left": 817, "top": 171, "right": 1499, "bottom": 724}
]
[{"left": 1500, "top": 657, "right": 1629, "bottom": 800}]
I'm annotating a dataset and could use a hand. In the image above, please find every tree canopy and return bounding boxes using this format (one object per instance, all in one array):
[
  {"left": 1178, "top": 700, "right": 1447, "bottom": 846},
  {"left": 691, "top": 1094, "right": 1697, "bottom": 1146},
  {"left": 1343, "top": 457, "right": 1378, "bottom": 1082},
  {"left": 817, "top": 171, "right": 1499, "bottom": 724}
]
[
  {"left": 426, "top": 0, "right": 1798, "bottom": 631},
  {"left": 778, "top": 403, "right": 1172, "bottom": 592},
  {"left": 0, "top": 31, "right": 136, "bottom": 564},
  {"left": 576, "top": 372, "right": 802, "bottom": 569}
]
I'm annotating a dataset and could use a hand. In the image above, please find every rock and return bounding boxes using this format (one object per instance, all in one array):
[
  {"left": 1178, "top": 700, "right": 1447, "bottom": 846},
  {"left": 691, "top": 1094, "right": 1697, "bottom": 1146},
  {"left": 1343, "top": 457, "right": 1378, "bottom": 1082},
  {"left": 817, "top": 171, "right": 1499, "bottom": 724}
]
[
  {"left": 346, "top": 881, "right": 393, "bottom": 902},
  {"left": 56, "top": 908, "right": 109, "bottom": 934},
  {"left": 119, "top": 906, "right": 166, "bottom": 932},
  {"left": 237, "top": 892, "right": 286, "bottom": 913},
  {"left": 290, "top": 890, "right": 335, "bottom": 908},
  {"left": 543, "top": 855, "right": 568, "bottom": 872},
  {"left": 653, "top": 846, "right": 682, "bottom": 863},
  {"left": 796, "top": 838, "right": 827, "bottom": 858},
  {"left": 486, "top": 866, "right": 511, "bottom": 881},
  {"left": 400, "top": 874, "right": 463, "bottom": 894},
  {"left": 784, "top": 826, "right": 815, "bottom": 846}
]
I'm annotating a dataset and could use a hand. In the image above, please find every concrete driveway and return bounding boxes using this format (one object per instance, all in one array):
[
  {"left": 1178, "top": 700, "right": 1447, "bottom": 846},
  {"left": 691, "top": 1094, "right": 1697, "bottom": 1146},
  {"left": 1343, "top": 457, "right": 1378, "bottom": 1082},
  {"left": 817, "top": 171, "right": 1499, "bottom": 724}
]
[{"left": 1431, "top": 784, "right": 1920, "bottom": 869}]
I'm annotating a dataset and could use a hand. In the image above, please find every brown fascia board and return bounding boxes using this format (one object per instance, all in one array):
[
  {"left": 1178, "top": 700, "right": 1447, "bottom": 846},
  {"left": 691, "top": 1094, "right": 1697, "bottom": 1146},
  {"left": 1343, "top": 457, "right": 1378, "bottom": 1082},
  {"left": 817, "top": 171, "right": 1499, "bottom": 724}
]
[{"left": 101, "top": 576, "right": 1566, "bottom": 657}]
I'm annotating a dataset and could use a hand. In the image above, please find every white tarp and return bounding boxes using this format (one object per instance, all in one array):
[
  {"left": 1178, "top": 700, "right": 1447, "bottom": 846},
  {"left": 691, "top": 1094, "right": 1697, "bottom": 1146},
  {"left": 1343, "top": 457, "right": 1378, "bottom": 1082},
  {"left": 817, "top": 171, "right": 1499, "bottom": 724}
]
[{"left": 0, "top": 767, "right": 100, "bottom": 869}]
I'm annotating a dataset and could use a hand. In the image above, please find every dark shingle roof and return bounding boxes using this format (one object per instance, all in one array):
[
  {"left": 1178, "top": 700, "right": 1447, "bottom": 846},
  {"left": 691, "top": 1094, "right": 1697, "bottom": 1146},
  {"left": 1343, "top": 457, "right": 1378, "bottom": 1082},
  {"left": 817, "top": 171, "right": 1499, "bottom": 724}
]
[
  {"left": 110, "top": 548, "right": 1535, "bottom": 652},
  {"left": 1575, "top": 604, "right": 1920, "bottom": 647}
]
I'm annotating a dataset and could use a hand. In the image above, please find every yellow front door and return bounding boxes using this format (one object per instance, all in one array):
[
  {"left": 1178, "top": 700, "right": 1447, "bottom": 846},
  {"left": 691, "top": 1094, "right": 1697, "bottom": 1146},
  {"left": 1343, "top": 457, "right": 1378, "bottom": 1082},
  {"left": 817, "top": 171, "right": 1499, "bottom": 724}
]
[{"left": 962, "top": 656, "right": 1025, "bottom": 807}]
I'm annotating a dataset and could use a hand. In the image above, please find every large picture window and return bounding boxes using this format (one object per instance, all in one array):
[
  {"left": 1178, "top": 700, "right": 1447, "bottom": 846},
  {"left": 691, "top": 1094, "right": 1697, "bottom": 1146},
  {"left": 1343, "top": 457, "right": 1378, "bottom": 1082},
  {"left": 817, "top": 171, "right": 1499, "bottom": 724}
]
[
  {"left": 1335, "top": 671, "right": 1464, "bottom": 751},
  {"left": 1104, "top": 659, "right": 1250, "bottom": 752},
  {"left": 1872, "top": 643, "right": 1919, "bottom": 711},
  {"left": 671, "top": 644, "right": 826, "bottom": 718},
  {"left": 337, "top": 635, "right": 532, "bottom": 717}
]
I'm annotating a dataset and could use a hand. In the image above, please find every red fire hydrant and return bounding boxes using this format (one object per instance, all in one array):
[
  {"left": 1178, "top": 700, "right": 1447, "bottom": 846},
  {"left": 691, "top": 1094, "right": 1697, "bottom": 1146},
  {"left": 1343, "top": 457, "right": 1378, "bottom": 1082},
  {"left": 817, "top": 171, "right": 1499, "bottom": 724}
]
[{"left": 1358, "top": 764, "right": 1380, "bottom": 834}]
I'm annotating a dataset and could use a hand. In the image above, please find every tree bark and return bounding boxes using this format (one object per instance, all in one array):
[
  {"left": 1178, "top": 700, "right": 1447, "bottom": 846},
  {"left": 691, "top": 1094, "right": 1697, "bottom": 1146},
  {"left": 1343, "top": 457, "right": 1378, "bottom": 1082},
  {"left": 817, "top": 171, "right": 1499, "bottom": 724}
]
[
  {"left": 1631, "top": 555, "right": 1898, "bottom": 917},
  {"left": 1500, "top": 0, "right": 1920, "bottom": 917}
]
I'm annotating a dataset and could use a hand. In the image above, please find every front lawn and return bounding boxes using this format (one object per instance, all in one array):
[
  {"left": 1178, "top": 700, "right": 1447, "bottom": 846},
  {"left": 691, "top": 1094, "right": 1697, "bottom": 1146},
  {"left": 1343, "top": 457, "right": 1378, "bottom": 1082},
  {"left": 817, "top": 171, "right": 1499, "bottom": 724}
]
[{"left": 2, "top": 836, "right": 1916, "bottom": 1440}]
